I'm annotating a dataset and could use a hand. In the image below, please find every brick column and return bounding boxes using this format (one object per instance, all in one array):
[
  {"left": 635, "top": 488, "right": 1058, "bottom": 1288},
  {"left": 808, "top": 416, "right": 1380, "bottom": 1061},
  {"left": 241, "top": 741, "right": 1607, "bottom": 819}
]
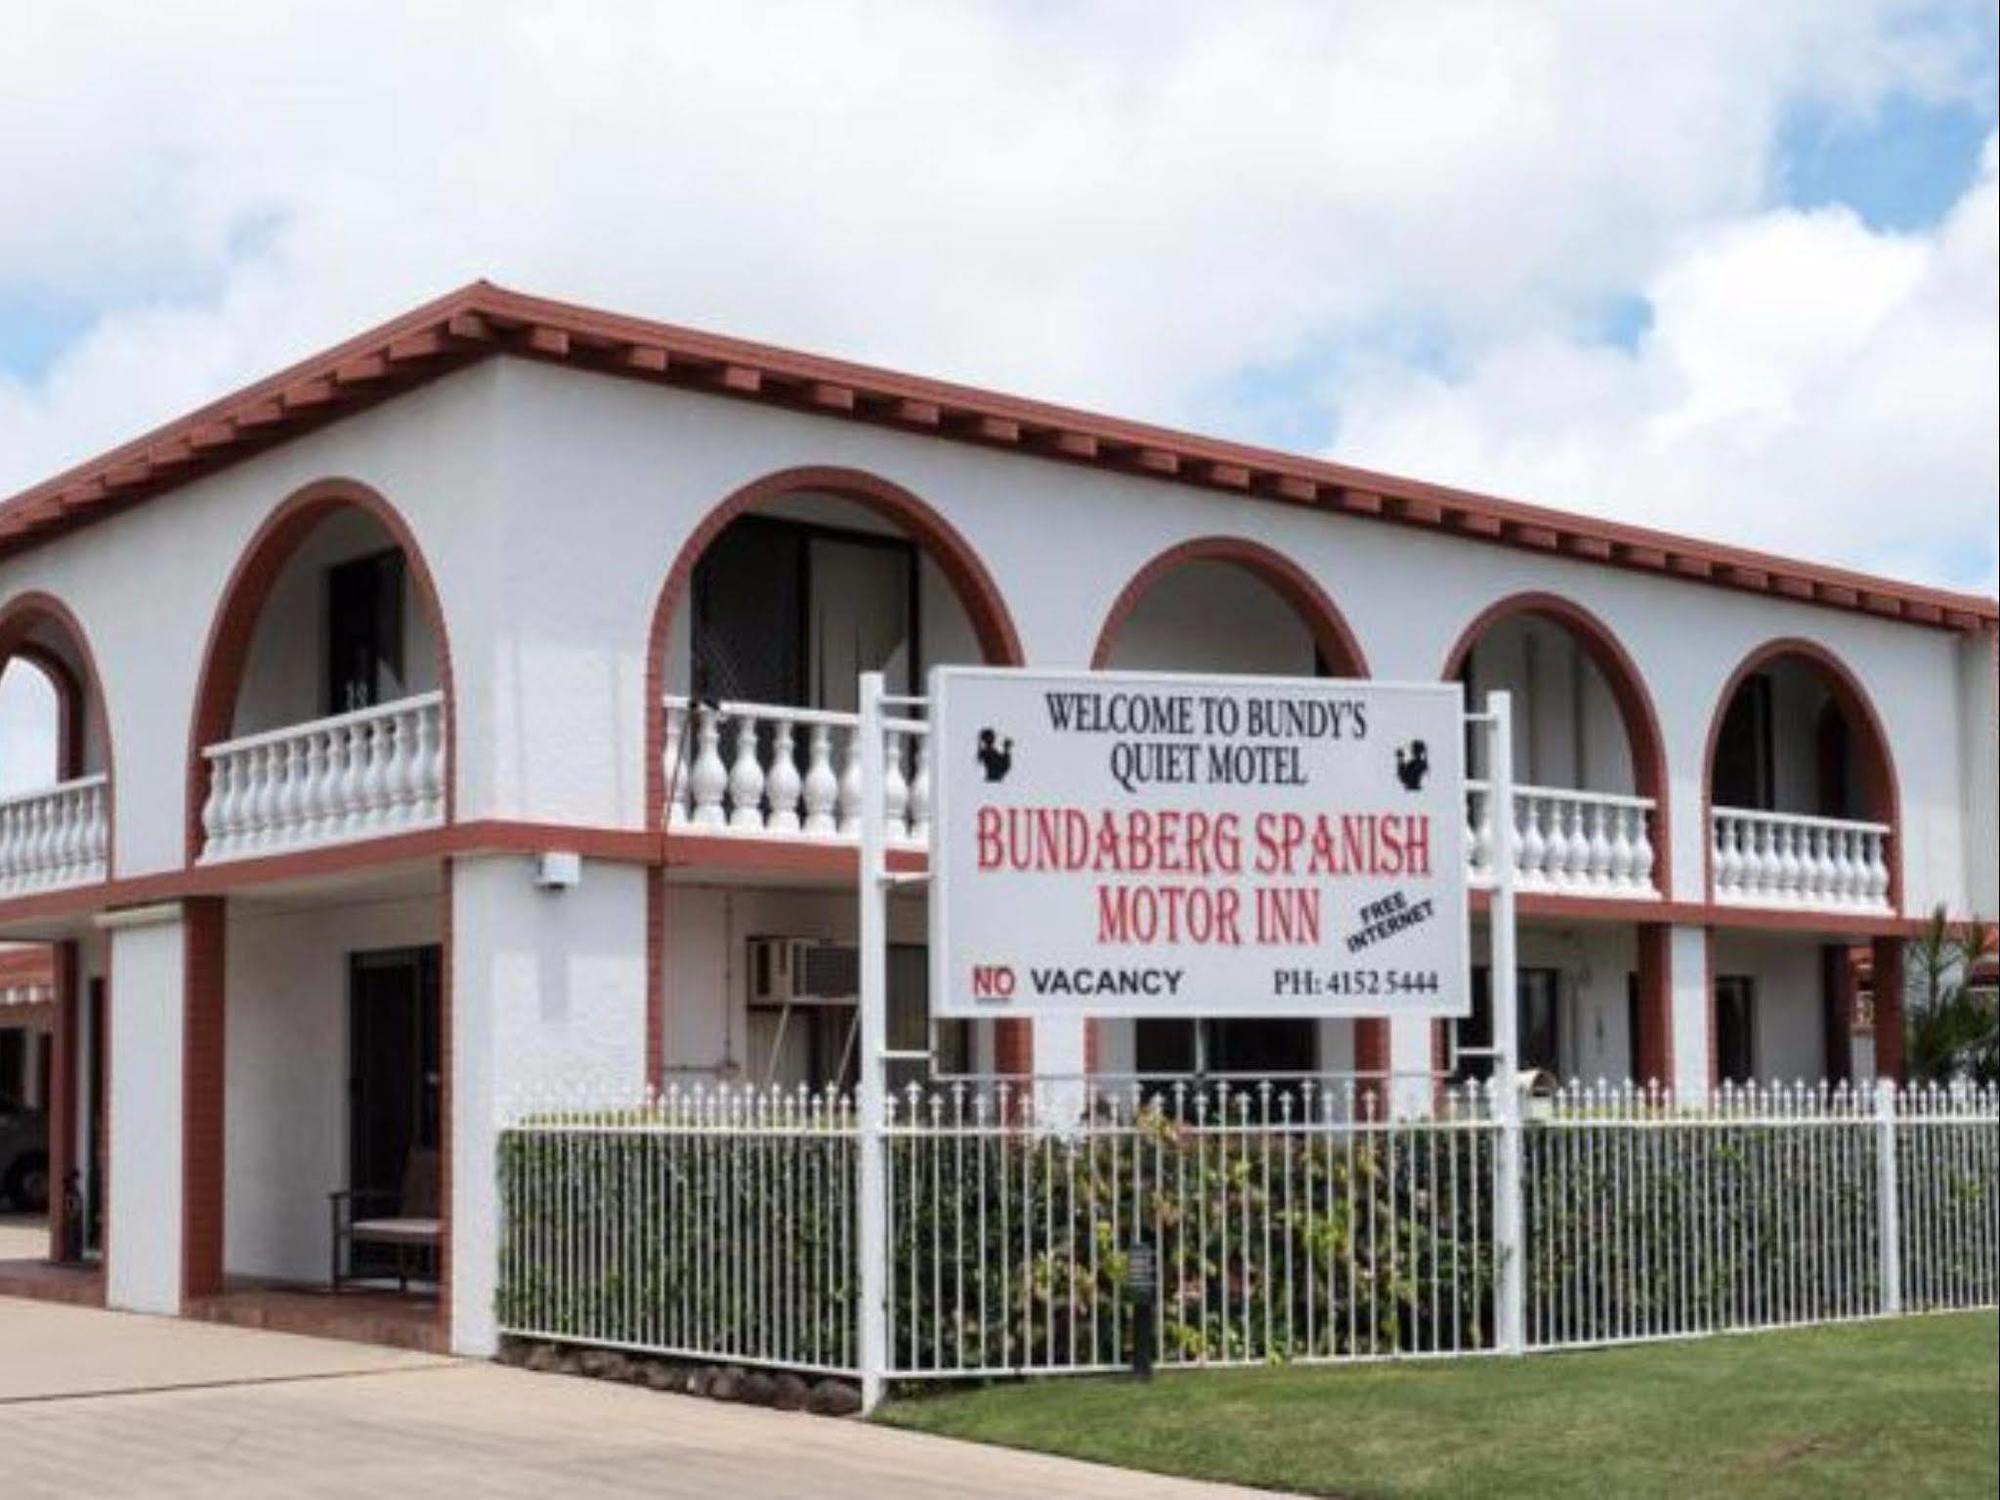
[
  {"left": 46, "top": 942, "right": 80, "bottom": 1263},
  {"left": 182, "top": 897, "right": 227, "bottom": 1302},
  {"left": 1633, "top": 923, "right": 1673, "bottom": 1088},
  {"left": 1870, "top": 934, "right": 1906, "bottom": 1083}
]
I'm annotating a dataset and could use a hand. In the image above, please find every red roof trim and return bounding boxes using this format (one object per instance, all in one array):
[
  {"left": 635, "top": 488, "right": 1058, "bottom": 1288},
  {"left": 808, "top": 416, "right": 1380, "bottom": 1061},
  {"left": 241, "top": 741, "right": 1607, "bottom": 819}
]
[{"left": 2, "top": 280, "right": 1993, "bottom": 631}]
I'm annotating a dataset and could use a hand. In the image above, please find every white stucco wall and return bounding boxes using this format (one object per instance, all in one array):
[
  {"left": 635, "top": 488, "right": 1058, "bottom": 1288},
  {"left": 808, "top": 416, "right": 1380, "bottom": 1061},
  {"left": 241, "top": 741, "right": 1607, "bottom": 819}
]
[
  {"left": 223, "top": 889, "right": 441, "bottom": 1283},
  {"left": 1712, "top": 930, "right": 1830, "bottom": 1083},
  {"left": 450, "top": 852, "right": 651, "bottom": 1355},
  {"left": 105, "top": 913, "right": 187, "bottom": 1314}
]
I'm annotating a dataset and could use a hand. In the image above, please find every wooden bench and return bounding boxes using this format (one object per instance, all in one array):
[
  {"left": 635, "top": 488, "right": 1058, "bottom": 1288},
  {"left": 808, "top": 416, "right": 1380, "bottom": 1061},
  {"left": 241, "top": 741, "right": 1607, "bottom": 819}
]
[{"left": 329, "top": 1147, "right": 440, "bottom": 1292}]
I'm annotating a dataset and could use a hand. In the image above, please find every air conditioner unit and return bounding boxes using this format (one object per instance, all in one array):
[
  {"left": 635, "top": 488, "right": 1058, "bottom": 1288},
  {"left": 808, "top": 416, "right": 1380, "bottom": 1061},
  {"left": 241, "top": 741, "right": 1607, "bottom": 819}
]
[{"left": 747, "top": 937, "right": 861, "bottom": 1010}]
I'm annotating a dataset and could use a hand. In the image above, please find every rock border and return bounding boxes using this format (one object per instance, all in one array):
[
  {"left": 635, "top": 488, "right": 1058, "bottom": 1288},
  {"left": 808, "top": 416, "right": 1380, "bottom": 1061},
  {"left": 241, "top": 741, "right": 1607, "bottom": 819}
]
[{"left": 497, "top": 1337, "right": 862, "bottom": 1417}]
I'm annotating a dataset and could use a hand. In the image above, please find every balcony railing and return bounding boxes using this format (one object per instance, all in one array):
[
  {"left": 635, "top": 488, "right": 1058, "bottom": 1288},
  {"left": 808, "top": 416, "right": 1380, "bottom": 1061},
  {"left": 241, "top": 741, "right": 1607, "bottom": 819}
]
[
  {"left": 1467, "top": 782, "right": 1658, "bottom": 897},
  {"left": 200, "top": 691, "right": 445, "bottom": 862},
  {"left": 0, "top": 774, "right": 109, "bottom": 895},
  {"left": 1710, "top": 807, "right": 1891, "bottom": 912},
  {"left": 663, "top": 697, "right": 929, "bottom": 846}
]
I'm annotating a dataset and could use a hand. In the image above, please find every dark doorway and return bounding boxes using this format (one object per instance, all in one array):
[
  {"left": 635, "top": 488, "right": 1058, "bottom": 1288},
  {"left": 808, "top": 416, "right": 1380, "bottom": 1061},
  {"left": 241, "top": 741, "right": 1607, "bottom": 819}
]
[
  {"left": 347, "top": 947, "right": 440, "bottom": 1276},
  {"left": 85, "top": 978, "right": 105, "bottom": 1255},
  {"left": 692, "top": 514, "right": 919, "bottom": 711},
  {"left": 1712, "top": 672, "right": 1775, "bottom": 810},
  {"left": 326, "top": 548, "right": 408, "bottom": 715}
]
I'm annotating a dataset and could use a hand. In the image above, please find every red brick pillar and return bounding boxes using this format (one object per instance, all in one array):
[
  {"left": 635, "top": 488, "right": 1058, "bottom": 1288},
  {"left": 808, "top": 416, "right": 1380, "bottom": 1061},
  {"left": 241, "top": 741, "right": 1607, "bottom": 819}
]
[
  {"left": 1870, "top": 935, "right": 1906, "bottom": 1084},
  {"left": 1355, "top": 1018, "right": 1390, "bottom": 1114},
  {"left": 182, "top": 898, "right": 227, "bottom": 1302},
  {"left": 993, "top": 1019, "right": 1033, "bottom": 1077},
  {"left": 47, "top": 942, "right": 79, "bottom": 1263},
  {"left": 1633, "top": 924, "right": 1673, "bottom": 1089}
]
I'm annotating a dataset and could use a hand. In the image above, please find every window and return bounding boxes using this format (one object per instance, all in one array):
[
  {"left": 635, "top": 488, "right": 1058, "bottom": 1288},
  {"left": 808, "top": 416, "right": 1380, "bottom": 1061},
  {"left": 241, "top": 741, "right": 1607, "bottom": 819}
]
[
  {"left": 692, "top": 515, "right": 919, "bottom": 711},
  {"left": 1453, "top": 967, "right": 1564, "bottom": 1081},
  {"left": 326, "top": 549, "right": 406, "bottom": 714},
  {"left": 1133, "top": 1018, "right": 1317, "bottom": 1079},
  {"left": 1715, "top": 976, "right": 1757, "bottom": 1083},
  {"left": 1712, "top": 672, "right": 1775, "bottom": 810}
]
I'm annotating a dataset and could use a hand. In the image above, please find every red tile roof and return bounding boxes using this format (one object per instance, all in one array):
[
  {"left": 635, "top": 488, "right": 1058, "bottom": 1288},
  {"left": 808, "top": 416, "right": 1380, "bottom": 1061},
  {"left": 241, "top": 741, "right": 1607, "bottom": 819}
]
[{"left": 2, "top": 281, "right": 1993, "bottom": 631}]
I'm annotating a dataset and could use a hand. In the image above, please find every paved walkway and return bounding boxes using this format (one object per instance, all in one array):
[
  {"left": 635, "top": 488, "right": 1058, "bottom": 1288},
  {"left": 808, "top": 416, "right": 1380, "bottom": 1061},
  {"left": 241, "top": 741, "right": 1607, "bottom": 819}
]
[{"left": 0, "top": 1298, "right": 1277, "bottom": 1498}]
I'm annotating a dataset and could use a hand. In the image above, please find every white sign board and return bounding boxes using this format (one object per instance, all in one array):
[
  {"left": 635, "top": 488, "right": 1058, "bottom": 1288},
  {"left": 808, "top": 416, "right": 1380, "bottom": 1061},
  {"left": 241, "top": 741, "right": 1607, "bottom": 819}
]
[{"left": 928, "top": 668, "right": 1470, "bottom": 1021}]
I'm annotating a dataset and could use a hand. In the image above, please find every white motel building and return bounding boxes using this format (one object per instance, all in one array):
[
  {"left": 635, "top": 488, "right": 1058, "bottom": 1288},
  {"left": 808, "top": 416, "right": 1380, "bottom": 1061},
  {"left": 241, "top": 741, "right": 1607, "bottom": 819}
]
[{"left": 0, "top": 283, "right": 1991, "bottom": 1357}]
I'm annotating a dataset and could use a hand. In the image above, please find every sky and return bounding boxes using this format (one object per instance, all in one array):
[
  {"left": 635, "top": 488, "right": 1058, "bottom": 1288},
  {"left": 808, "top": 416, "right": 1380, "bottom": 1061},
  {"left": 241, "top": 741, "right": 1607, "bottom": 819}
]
[{"left": 0, "top": 1, "right": 1995, "bottom": 786}]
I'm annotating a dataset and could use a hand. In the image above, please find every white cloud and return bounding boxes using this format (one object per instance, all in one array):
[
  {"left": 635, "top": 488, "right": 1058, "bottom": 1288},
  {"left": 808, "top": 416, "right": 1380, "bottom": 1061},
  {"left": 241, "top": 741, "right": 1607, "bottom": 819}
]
[
  {"left": 0, "top": 0, "right": 1991, "bottom": 603},
  {"left": 1333, "top": 134, "right": 1999, "bottom": 591}
]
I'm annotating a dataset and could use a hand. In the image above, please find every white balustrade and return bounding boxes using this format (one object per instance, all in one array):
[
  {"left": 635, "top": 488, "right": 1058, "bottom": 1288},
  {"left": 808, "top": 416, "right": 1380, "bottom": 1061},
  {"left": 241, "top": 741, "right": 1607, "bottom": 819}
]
[
  {"left": 1466, "top": 782, "right": 1658, "bottom": 897},
  {"left": 662, "top": 696, "right": 929, "bottom": 846},
  {"left": 0, "top": 774, "right": 109, "bottom": 894},
  {"left": 1710, "top": 807, "right": 1892, "bottom": 911},
  {"left": 200, "top": 691, "right": 445, "bottom": 861}
]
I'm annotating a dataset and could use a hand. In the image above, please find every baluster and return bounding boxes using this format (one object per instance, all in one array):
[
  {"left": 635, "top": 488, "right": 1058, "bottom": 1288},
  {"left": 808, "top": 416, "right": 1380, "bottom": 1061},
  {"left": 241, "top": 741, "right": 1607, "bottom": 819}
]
[
  {"left": 836, "top": 723, "right": 864, "bottom": 838},
  {"left": 419, "top": 702, "right": 445, "bottom": 821},
  {"left": 688, "top": 706, "right": 728, "bottom": 828},
  {"left": 1864, "top": 830, "right": 1891, "bottom": 908},
  {"left": 360, "top": 718, "right": 392, "bottom": 832},
  {"left": 1628, "top": 805, "right": 1656, "bottom": 894},
  {"left": 86, "top": 783, "right": 107, "bottom": 875},
  {"left": 1465, "top": 787, "right": 1489, "bottom": 881},
  {"left": 1745, "top": 818, "right": 1771, "bottom": 900},
  {"left": 766, "top": 718, "right": 802, "bottom": 833},
  {"left": 1576, "top": 804, "right": 1608, "bottom": 888},
  {"left": 271, "top": 736, "right": 303, "bottom": 844},
  {"left": 801, "top": 722, "right": 839, "bottom": 836},
  {"left": 203, "top": 754, "right": 234, "bottom": 857},
  {"left": 1517, "top": 793, "right": 1546, "bottom": 887},
  {"left": 1808, "top": 825, "right": 1835, "bottom": 906},
  {"left": 241, "top": 744, "right": 274, "bottom": 851},
  {"left": 726, "top": 708, "right": 767, "bottom": 831},
  {"left": 293, "top": 731, "right": 325, "bottom": 843},
  {"left": 908, "top": 733, "right": 932, "bottom": 844},
  {"left": 22, "top": 797, "right": 49, "bottom": 882},
  {"left": 1711, "top": 813, "right": 1734, "bottom": 896},
  {"left": 1603, "top": 803, "right": 1633, "bottom": 891},
  {"left": 662, "top": 702, "right": 690, "bottom": 827},
  {"left": 1777, "top": 821, "right": 1805, "bottom": 903},
  {"left": 384, "top": 720, "right": 416, "bottom": 836},
  {"left": 882, "top": 728, "right": 910, "bottom": 842},
  {"left": 0, "top": 804, "right": 17, "bottom": 891},
  {"left": 1826, "top": 826, "right": 1854, "bottom": 905}
]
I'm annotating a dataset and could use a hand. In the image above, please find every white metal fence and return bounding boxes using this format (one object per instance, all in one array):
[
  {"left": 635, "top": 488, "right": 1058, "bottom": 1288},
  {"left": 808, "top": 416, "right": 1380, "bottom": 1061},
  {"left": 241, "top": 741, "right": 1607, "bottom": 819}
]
[{"left": 496, "top": 1078, "right": 1997, "bottom": 1385}]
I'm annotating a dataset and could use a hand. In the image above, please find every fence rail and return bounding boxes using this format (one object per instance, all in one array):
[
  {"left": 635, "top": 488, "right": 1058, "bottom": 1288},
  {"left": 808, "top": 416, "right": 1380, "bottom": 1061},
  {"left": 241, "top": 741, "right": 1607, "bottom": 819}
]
[{"left": 496, "top": 1078, "right": 1998, "bottom": 1386}]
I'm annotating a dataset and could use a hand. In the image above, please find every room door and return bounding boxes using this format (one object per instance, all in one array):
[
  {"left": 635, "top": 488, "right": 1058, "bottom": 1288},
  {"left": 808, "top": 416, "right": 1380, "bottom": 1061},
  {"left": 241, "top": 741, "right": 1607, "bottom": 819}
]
[{"left": 347, "top": 947, "right": 440, "bottom": 1274}]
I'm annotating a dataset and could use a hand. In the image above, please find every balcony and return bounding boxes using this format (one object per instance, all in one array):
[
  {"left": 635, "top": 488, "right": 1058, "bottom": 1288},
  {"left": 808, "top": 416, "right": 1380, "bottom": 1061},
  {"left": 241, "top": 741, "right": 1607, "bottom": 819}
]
[
  {"left": 1710, "top": 807, "right": 1891, "bottom": 913},
  {"left": 199, "top": 692, "right": 446, "bottom": 862},
  {"left": 663, "top": 697, "right": 930, "bottom": 846},
  {"left": 1467, "top": 782, "right": 1658, "bottom": 898},
  {"left": 0, "top": 775, "right": 109, "bottom": 894}
]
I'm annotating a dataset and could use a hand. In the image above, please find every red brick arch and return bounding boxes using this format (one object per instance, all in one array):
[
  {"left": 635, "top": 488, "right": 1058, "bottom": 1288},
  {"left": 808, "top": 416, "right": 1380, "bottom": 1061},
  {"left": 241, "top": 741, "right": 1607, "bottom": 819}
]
[
  {"left": 1700, "top": 637, "right": 1902, "bottom": 909},
  {"left": 643, "top": 465, "right": 1027, "bottom": 1082},
  {"left": 1089, "top": 536, "right": 1369, "bottom": 676},
  {"left": 1439, "top": 590, "right": 1673, "bottom": 889},
  {"left": 0, "top": 591, "right": 115, "bottom": 868},
  {"left": 183, "top": 477, "right": 457, "bottom": 864}
]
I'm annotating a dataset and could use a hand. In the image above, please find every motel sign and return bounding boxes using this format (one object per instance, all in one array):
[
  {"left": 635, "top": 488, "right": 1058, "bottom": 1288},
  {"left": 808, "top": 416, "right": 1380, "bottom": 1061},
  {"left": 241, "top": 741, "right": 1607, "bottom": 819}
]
[{"left": 928, "top": 668, "right": 1472, "bottom": 1021}]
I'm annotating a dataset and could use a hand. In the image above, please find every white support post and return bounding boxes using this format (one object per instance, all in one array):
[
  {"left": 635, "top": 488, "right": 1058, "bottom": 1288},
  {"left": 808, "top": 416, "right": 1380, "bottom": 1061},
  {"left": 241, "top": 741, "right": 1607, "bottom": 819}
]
[
  {"left": 1486, "top": 689, "right": 1526, "bottom": 1355},
  {"left": 856, "top": 671, "right": 890, "bottom": 1411},
  {"left": 1876, "top": 1078, "right": 1903, "bottom": 1316}
]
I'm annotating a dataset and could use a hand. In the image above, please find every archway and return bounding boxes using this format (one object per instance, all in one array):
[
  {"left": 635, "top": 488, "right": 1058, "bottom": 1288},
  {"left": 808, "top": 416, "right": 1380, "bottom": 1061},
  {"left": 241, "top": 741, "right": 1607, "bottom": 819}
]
[
  {"left": 1439, "top": 593, "right": 1672, "bottom": 1084},
  {"left": 644, "top": 466, "right": 1027, "bottom": 1082},
  {"left": 1091, "top": 537, "right": 1376, "bottom": 1084},
  {"left": 185, "top": 478, "right": 454, "bottom": 863}
]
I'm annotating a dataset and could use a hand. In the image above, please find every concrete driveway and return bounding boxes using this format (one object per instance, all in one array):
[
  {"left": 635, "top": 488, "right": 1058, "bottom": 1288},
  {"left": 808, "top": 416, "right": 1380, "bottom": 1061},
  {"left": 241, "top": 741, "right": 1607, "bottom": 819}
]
[{"left": 0, "top": 1298, "right": 1277, "bottom": 1499}]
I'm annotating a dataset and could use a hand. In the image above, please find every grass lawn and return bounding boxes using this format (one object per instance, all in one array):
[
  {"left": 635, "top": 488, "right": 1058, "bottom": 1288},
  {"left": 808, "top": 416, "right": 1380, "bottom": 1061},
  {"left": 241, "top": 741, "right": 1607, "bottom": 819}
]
[{"left": 878, "top": 1313, "right": 1998, "bottom": 1499}]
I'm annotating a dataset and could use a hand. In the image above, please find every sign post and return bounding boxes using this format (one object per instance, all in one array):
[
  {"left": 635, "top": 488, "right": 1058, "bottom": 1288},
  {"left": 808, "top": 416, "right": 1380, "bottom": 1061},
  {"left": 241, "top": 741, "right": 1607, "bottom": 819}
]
[
  {"left": 856, "top": 670, "right": 889, "bottom": 1413},
  {"left": 1483, "top": 689, "right": 1525, "bottom": 1354}
]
